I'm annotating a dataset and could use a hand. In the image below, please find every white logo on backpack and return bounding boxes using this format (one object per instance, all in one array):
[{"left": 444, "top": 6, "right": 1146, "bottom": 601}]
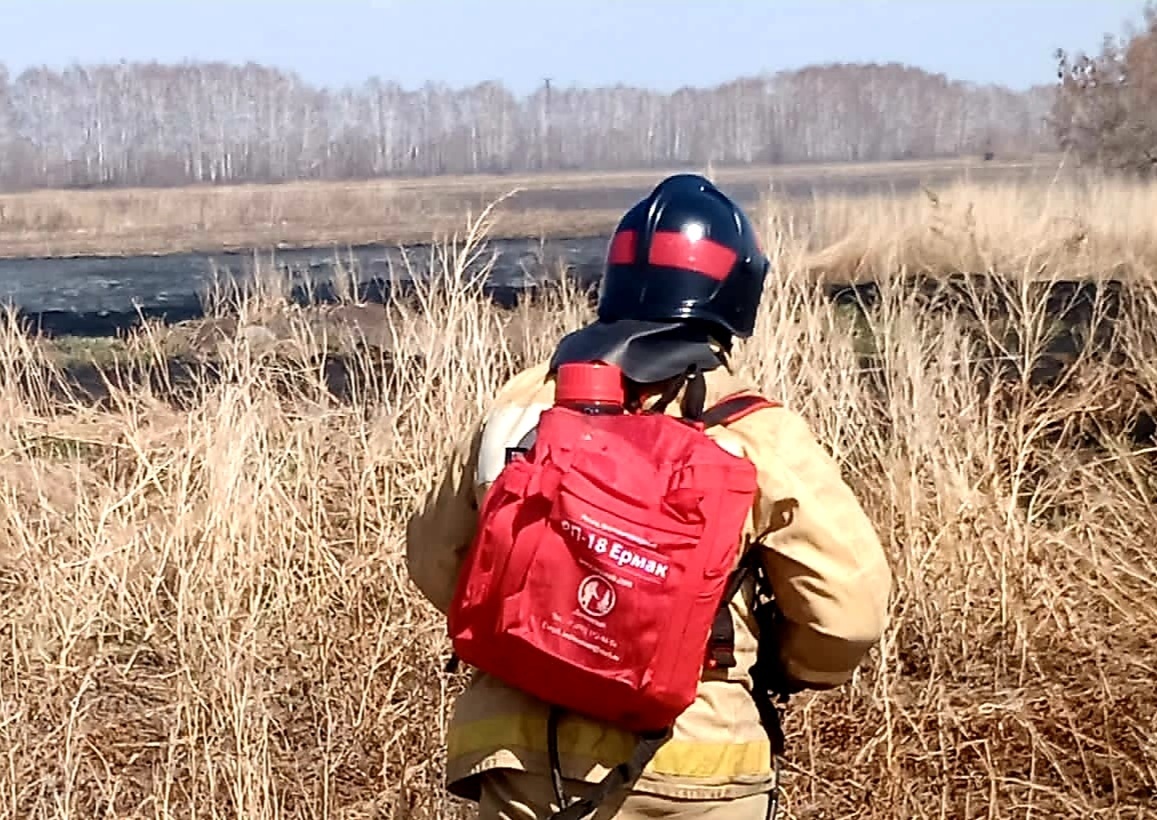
[{"left": 578, "top": 575, "right": 617, "bottom": 618}]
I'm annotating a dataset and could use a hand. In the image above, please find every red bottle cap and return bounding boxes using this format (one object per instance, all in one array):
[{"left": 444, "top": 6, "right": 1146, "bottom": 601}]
[{"left": 556, "top": 362, "right": 625, "bottom": 407}]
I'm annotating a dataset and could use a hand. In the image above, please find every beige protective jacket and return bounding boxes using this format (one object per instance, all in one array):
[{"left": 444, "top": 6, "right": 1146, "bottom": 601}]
[{"left": 405, "top": 361, "right": 893, "bottom": 802}]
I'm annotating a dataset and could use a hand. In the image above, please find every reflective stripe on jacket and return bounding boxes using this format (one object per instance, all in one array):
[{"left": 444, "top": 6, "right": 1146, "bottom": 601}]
[{"left": 405, "top": 362, "right": 893, "bottom": 801}]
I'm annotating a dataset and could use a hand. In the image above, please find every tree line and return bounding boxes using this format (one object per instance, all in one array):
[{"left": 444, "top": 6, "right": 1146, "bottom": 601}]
[{"left": 0, "top": 60, "right": 1057, "bottom": 191}]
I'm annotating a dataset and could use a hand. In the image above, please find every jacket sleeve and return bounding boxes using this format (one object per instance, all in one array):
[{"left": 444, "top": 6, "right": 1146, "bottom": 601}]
[
  {"left": 404, "top": 363, "right": 553, "bottom": 616},
  {"left": 404, "top": 422, "right": 484, "bottom": 616},
  {"left": 736, "top": 406, "right": 894, "bottom": 691}
]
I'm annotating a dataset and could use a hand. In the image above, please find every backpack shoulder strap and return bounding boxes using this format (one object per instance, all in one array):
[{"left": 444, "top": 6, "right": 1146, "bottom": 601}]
[
  {"left": 700, "top": 392, "right": 782, "bottom": 429},
  {"left": 700, "top": 391, "right": 781, "bottom": 671}
]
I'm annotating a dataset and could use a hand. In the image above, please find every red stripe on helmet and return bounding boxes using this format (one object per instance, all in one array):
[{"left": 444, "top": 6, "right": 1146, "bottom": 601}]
[
  {"left": 647, "top": 230, "right": 737, "bottom": 281},
  {"left": 607, "top": 229, "right": 637, "bottom": 265}
]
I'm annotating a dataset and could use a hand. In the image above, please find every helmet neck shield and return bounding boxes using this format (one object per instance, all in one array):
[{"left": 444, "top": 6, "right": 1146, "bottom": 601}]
[{"left": 548, "top": 319, "right": 727, "bottom": 385}]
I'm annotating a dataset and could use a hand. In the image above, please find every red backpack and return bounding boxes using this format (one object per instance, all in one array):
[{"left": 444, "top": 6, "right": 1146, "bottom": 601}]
[{"left": 447, "top": 363, "right": 779, "bottom": 737}]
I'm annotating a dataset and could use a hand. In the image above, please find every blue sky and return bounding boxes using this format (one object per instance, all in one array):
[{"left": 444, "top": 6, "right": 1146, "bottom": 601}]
[{"left": 0, "top": 0, "right": 1147, "bottom": 93}]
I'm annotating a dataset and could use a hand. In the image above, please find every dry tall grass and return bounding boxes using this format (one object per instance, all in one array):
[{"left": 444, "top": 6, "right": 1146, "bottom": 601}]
[
  {"left": 1, "top": 181, "right": 1155, "bottom": 819},
  {"left": 776, "top": 173, "right": 1157, "bottom": 284},
  {"left": 0, "top": 155, "right": 1054, "bottom": 258}
]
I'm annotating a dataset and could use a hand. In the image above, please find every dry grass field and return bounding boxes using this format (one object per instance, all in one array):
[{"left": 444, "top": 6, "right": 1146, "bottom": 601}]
[
  {"left": 1, "top": 177, "right": 1155, "bottom": 819},
  {"left": 0, "top": 155, "right": 1064, "bottom": 258}
]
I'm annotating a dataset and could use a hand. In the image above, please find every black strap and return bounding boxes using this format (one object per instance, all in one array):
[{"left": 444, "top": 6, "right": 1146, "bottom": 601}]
[
  {"left": 701, "top": 393, "right": 778, "bottom": 429},
  {"left": 649, "top": 368, "right": 690, "bottom": 415},
  {"left": 650, "top": 370, "right": 777, "bottom": 430},
  {"left": 716, "top": 548, "right": 789, "bottom": 820},
  {"left": 746, "top": 561, "right": 789, "bottom": 761},
  {"left": 547, "top": 728, "right": 670, "bottom": 820},
  {"left": 548, "top": 707, "right": 569, "bottom": 808},
  {"left": 679, "top": 366, "right": 707, "bottom": 421},
  {"left": 705, "top": 546, "right": 761, "bottom": 670}
]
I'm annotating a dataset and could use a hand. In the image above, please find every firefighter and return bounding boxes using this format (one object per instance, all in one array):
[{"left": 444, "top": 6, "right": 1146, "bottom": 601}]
[{"left": 406, "top": 174, "right": 893, "bottom": 819}]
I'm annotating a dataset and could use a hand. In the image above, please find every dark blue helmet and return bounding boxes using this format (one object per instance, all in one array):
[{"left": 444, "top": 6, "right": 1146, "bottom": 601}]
[{"left": 551, "top": 174, "right": 769, "bottom": 383}]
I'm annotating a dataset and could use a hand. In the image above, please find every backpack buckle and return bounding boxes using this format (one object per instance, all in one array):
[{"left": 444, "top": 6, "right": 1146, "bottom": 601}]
[
  {"left": 705, "top": 639, "right": 737, "bottom": 670},
  {"left": 505, "top": 446, "right": 530, "bottom": 464}
]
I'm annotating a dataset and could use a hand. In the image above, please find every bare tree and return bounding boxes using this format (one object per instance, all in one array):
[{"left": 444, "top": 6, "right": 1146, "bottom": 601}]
[{"left": 1052, "top": 2, "right": 1157, "bottom": 175}]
